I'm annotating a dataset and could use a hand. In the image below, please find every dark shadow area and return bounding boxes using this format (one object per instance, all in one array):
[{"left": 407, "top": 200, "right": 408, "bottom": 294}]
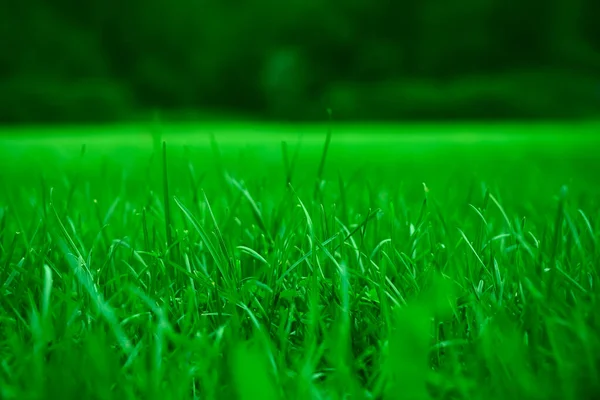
[{"left": 1, "top": 0, "right": 600, "bottom": 123}]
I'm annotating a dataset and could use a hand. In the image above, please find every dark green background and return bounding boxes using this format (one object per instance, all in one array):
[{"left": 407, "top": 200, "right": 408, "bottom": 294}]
[{"left": 2, "top": 0, "right": 600, "bottom": 123}]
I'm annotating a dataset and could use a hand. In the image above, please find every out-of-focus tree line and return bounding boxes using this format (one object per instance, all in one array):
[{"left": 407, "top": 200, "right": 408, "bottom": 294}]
[{"left": 1, "top": 0, "right": 600, "bottom": 123}]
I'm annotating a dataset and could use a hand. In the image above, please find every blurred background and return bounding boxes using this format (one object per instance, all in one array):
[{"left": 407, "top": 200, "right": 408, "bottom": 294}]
[{"left": 2, "top": 0, "right": 600, "bottom": 124}]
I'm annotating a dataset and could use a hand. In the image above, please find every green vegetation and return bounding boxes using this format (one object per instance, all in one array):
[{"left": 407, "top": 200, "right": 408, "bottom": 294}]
[
  {"left": 3, "top": 0, "right": 600, "bottom": 122},
  {"left": 1, "top": 123, "right": 600, "bottom": 399}
]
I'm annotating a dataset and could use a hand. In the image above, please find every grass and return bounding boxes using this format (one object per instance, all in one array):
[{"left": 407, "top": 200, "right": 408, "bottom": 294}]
[{"left": 0, "top": 122, "right": 600, "bottom": 400}]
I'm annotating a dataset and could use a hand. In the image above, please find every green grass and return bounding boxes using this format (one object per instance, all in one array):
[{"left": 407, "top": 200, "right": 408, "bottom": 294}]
[{"left": 1, "top": 122, "right": 600, "bottom": 400}]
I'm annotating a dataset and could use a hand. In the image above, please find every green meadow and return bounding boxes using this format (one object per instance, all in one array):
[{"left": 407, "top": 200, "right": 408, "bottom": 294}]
[{"left": 1, "top": 122, "right": 599, "bottom": 400}]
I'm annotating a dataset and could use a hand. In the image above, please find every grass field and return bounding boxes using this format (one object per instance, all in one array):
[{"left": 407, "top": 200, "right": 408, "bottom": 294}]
[{"left": 1, "top": 122, "right": 600, "bottom": 400}]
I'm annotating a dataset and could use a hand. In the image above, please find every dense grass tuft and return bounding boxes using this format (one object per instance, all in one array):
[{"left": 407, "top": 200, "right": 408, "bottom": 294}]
[{"left": 0, "top": 123, "right": 599, "bottom": 400}]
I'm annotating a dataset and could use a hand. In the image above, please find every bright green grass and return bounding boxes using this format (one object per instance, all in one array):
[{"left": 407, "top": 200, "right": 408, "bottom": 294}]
[{"left": 1, "top": 122, "right": 600, "bottom": 400}]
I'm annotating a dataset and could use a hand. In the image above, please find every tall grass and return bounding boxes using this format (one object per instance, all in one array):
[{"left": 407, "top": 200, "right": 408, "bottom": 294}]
[{"left": 0, "top": 125, "right": 599, "bottom": 400}]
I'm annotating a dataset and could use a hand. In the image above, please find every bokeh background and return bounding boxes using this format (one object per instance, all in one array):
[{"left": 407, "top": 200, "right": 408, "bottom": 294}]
[{"left": 2, "top": 0, "right": 600, "bottom": 123}]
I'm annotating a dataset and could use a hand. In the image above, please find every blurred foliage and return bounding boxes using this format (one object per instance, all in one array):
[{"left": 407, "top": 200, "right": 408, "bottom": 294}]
[{"left": 1, "top": 0, "right": 600, "bottom": 122}]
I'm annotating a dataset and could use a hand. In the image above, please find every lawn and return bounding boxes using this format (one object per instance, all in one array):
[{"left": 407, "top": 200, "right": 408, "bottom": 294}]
[{"left": 0, "top": 122, "right": 599, "bottom": 400}]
